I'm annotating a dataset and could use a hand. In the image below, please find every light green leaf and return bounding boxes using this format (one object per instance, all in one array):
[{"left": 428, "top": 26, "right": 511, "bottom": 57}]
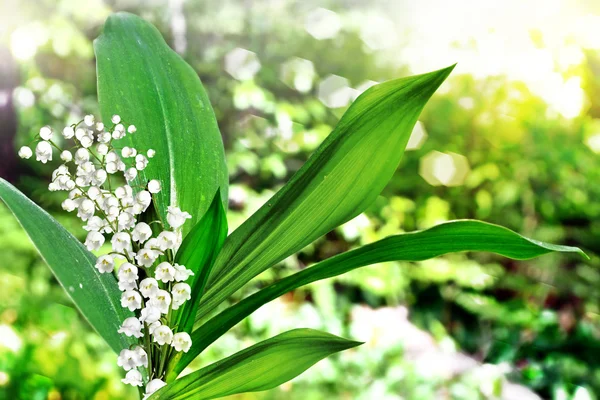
[
  {"left": 197, "top": 65, "right": 455, "bottom": 323},
  {"left": 155, "top": 329, "right": 360, "bottom": 400},
  {"left": 173, "top": 188, "right": 228, "bottom": 336},
  {"left": 94, "top": 12, "right": 228, "bottom": 235},
  {"left": 0, "top": 178, "right": 134, "bottom": 353},
  {"left": 172, "top": 220, "right": 585, "bottom": 376}
]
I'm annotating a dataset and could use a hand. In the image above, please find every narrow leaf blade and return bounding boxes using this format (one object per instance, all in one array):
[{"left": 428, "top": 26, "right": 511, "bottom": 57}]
[
  {"left": 197, "top": 65, "right": 455, "bottom": 322},
  {"left": 173, "top": 220, "right": 585, "bottom": 375},
  {"left": 0, "top": 178, "right": 134, "bottom": 353},
  {"left": 94, "top": 12, "right": 228, "bottom": 235},
  {"left": 155, "top": 329, "right": 360, "bottom": 400}
]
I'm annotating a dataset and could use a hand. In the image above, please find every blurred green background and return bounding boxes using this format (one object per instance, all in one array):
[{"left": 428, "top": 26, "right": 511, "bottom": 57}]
[{"left": 1, "top": 0, "right": 599, "bottom": 399}]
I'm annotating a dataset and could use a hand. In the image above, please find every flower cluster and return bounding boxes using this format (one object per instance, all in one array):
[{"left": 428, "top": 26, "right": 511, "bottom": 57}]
[{"left": 19, "top": 115, "right": 194, "bottom": 399}]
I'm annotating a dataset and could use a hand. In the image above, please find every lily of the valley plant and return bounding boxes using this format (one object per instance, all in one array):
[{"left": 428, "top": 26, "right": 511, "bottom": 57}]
[{"left": 2, "top": 12, "right": 586, "bottom": 400}]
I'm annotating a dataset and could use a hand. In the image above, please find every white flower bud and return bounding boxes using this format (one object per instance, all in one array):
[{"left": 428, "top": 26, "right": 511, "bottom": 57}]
[
  {"left": 147, "top": 149, "right": 155, "bottom": 158},
  {"left": 124, "top": 167, "right": 137, "bottom": 181},
  {"left": 39, "top": 126, "right": 53, "bottom": 140},
  {"left": 74, "top": 148, "right": 90, "bottom": 165},
  {"left": 127, "top": 125, "right": 136, "bottom": 133},
  {"left": 96, "top": 122, "right": 104, "bottom": 131},
  {"left": 111, "top": 114, "right": 121, "bottom": 124},
  {"left": 18, "top": 146, "right": 32, "bottom": 159},
  {"left": 97, "top": 143, "right": 109, "bottom": 155},
  {"left": 61, "top": 198, "right": 77, "bottom": 212},
  {"left": 77, "top": 199, "right": 95, "bottom": 221},
  {"left": 148, "top": 180, "right": 161, "bottom": 193},
  {"left": 62, "top": 126, "right": 75, "bottom": 139},
  {"left": 60, "top": 150, "right": 72, "bottom": 162},
  {"left": 84, "top": 114, "right": 95, "bottom": 126},
  {"left": 144, "top": 379, "right": 167, "bottom": 399}
]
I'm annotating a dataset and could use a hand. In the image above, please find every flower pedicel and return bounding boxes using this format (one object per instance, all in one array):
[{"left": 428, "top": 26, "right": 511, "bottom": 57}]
[{"left": 19, "top": 115, "right": 194, "bottom": 399}]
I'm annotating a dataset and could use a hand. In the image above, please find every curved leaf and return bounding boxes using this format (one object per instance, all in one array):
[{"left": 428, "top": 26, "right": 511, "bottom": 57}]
[
  {"left": 197, "top": 65, "right": 455, "bottom": 323},
  {"left": 94, "top": 12, "right": 228, "bottom": 234},
  {"left": 173, "top": 188, "right": 228, "bottom": 335},
  {"left": 172, "top": 220, "right": 585, "bottom": 376},
  {"left": 155, "top": 329, "right": 360, "bottom": 400},
  {"left": 0, "top": 178, "right": 134, "bottom": 353}
]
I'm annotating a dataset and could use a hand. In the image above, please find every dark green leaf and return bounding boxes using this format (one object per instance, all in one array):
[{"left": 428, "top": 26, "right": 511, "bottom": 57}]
[
  {"left": 94, "top": 12, "right": 228, "bottom": 235},
  {"left": 173, "top": 220, "right": 585, "bottom": 376},
  {"left": 173, "top": 188, "right": 228, "bottom": 335},
  {"left": 155, "top": 329, "right": 360, "bottom": 399},
  {"left": 0, "top": 178, "right": 134, "bottom": 353},
  {"left": 197, "top": 65, "right": 455, "bottom": 323}
]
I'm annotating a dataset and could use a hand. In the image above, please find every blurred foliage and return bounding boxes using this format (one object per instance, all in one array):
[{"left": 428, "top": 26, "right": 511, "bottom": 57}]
[{"left": 1, "top": 0, "right": 599, "bottom": 399}]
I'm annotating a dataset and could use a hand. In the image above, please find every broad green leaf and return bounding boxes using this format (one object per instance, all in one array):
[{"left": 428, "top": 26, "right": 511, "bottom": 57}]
[
  {"left": 197, "top": 65, "right": 455, "bottom": 323},
  {"left": 172, "top": 220, "right": 585, "bottom": 376},
  {"left": 0, "top": 178, "right": 134, "bottom": 353},
  {"left": 173, "top": 189, "right": 228, "bottom": 335},
  {"left": 155, "top": 329, "right": 360, "bottom": 399},
  {"left": 94, "top": 12, "right": 228, "bottom": 235}
]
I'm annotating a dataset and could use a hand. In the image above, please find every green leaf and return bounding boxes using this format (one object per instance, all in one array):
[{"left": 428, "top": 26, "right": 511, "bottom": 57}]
[
  {"left": 172, "top": 220, "right": 585, "bottom": 376},
  {"left": 155, "top": 329, "right": 360, "bottom": 400},
  {"left": 0, "top": 178, "right": 134, "bottom": 353},
  {"left": 173, "top": 188, "right": 228, "bottom": 335},
  {"left": 196, "top": 65, "right": 455, "bottom": 323},
  {"left": 94, "top": 12, "right": 228, "bottom": 235}
]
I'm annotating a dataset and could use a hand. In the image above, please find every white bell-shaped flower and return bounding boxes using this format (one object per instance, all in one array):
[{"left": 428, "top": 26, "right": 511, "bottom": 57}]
[
  {"left": 157, "top": 231, "right": 178, "bottom": 251},
  {"left": 133, "top": 346, "right": 148, "bottom": 367},
  {"left": 135, "top": 248, "right": 161, "bottom": 267},
  {"left": 118, "top": 262, "right": 138, "bottom": 283},
  {"left": 18, "top": 146, "right": 32, "bottom": 159},
  {"left": 112, "top": 232, "right": 132, "bottom": 253},
  {"left": 74, "top": 148, "right": 90, "bottom": 165},
  {"left": 171, "top": 332, "right": 192, "bottom": 353},
  {"left": 118, "top": 317, "right": 143, "bottom": 338},
  {"left": 166, "top": 206, "right": 192, "bottom": 229},
  {"left": 35, "top": 141, "right": 53, "bottom": 163},
  {"left": 174, "top": 264, "right": 194, "bottom": 282},
  {"left": 139, "top": 277, "right": 160, "bottom": 298},
  {"left": 132, "top": 222, "right": 152, "bottom": 243},
  {"left": 140, "top": 306, "right": 161, "bottom": 324},
  {"left": 122, "top": 369, "right": 143, "bottom": 387},
  {"left": 118, "top": 279, "right": 137, "bottom": 292},
  {"left": 117, "top": 349, "right": 138, "bottom": 371},
  {"left": 155, "top": 262, "right": 176, "bottom": 283},
  {"left": 84, "top": 231, "right": 104, "bottom": 251},
  {"left": 121, "top": 290, "right": 142, "bottom": 311},
  {"left": 148, "top": 289, "right": 171, "bottom": 314},
  {"left": 152, "top": 325, "right": 173, "bottom": 346},
  {"left": 95, "top": 255, "right": 115, "bottom": 273}
]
